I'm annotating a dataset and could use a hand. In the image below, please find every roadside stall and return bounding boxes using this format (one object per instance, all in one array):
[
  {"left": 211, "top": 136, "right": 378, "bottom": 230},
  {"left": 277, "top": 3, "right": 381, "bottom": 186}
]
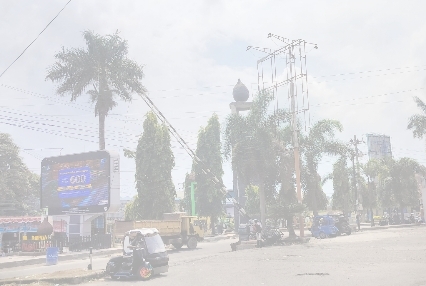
[
  {"left": 0, "top": 217, "right": 53, "bottom": 254},
  {"left": 0, "top": 217, "right": 41, "bottom": 254}
]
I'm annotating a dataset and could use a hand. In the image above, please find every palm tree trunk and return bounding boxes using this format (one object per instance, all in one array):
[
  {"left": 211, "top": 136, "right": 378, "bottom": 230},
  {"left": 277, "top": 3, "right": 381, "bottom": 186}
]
[
  {"left": 99, "top": 112, "right": 106, "bottom": 150},
  {"left": 312, "top": 188, "right": 318, "bottom": 216},
  {"left": 211, "top": 216, "right": 216, "bottom": 235},
  {"left": 286, "top": 214, "right": 296, "bottom": 237},
  {"left": 259, "top": 182, "right": 266, "bottom": 227}
]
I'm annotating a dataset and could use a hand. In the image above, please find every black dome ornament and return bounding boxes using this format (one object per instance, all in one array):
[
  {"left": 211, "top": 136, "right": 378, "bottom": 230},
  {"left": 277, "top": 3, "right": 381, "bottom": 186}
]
[
  {"left": 233, "top": 79, "right": 249, "bottom": 102},
  {"left": 36, "top": 217, "right": 53, "bottom": 236}
]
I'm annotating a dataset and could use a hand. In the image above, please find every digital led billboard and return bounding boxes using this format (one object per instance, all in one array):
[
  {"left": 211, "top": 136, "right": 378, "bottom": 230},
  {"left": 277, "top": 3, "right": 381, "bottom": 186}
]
[{"left": 41, "top": 150, "right": 119, "bottom": 215}]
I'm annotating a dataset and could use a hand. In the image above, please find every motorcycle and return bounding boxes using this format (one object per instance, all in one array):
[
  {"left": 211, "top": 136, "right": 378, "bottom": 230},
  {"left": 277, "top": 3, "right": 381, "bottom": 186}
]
[
  {"left": 331, "top": 215, "right": 352, "bottom": 236},
  {"left": 106, "top": 228, "right": 169, "bottom": 280},
  {"left": 262, "top": 227, "right": 284, "bottom": 246}
]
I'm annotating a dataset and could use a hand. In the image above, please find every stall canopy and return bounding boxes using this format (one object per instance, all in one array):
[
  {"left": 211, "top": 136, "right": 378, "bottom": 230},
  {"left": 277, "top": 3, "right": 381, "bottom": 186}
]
[{"left": 0, "top": 217, "right": 42, "bottom": 233}]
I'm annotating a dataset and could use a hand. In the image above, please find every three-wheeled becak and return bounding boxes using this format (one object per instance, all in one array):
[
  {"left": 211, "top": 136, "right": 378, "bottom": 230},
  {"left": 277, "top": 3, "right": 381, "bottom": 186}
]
[
  {"left": 106, "top": 228, "right": 169, "bottom": 280},
  {"left": 310, "top": 215, "right": 339, "bottom": 239}
]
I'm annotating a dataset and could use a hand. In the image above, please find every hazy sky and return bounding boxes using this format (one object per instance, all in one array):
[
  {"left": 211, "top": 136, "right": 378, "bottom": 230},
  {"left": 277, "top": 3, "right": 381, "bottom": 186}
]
[{"left": 1, "top": 0, "right": 426, "bottom": 200}]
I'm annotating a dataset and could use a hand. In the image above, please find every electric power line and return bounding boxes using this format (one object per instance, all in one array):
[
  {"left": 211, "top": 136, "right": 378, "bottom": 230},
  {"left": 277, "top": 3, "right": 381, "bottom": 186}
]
[{"left": 0, "top": 0, "right": 72, "bottom": 79}]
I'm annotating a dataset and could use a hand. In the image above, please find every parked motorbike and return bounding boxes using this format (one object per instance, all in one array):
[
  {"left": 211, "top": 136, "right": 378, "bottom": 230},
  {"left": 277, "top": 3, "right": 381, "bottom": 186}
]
[
  {"left": 379, "top": 217, "right": 389, "bottom": 226},
  {"left": 262, "top": 227, "right": 284, "bottom": 246}
]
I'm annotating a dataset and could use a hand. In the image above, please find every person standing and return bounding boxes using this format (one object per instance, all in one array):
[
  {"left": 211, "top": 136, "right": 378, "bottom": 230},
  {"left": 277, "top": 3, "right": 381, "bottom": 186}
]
[
  {"left": 254, "top": 219, "right": 262, "bottom": 248},
  {"left": 356, "top": 214, "right": 361, "bottom": 231}
]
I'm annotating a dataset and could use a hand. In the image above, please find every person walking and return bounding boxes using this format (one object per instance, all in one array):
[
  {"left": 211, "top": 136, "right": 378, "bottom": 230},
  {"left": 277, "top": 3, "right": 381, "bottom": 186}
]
[{"left": 254, "top": 219, "right": 262, "bottom": 248}]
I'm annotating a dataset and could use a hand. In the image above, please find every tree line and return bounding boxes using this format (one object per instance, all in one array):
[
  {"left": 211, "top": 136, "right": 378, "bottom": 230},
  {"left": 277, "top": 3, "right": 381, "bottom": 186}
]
[{"left": 2, "top": 30, "right": 426, "bottom": 227}]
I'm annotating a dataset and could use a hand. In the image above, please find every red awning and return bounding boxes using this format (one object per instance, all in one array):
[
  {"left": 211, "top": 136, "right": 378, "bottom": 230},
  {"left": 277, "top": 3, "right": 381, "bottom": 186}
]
[{"left": 0, "top": 217, "right": 42, "bottom": 224}]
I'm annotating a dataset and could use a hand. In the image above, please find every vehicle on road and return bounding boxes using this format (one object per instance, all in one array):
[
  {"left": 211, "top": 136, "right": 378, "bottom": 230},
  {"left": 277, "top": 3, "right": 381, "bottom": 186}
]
[
  {"left": 106, "top": 228, "right": 169, "bottom": 280},
  {"left": 310, "top": 215, "right": 339, "bottom": 239},
  {"left": 329, "top": 214, "right": 352, "bottom": 235},
  {"left": 114, "top": 212, "right": 205, "bottom": 250}
]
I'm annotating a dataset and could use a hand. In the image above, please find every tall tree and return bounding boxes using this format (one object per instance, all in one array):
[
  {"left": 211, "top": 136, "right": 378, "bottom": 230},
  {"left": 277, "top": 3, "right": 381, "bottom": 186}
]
[
  {"left": 127, "top": 112, "right": 176, "bottom": 220},
  {"left": 0, "top": 133, "right": 40, "bottom": 215},
  {"left": 408, "top": 96, "right": 426, "bottom": 140},
  {"left": 329, "top": 156, "right": 353, "bottom": 216},
  {"left": 370, "top": 157, "right": 422, "bottom": 220},
  {"left": 192, "top": 114, "right": 224, "bottom": 233},
  {"left": 244, "top": 185, "right": 260, "bottom": 217},
  {"left": 224, "top": 91, "right": 296, "bottom": 227},
  {"left": 361, "top": 159, "right": 383, "bottom": 225},
  {"left": 300, "top": 120, "right": 346, "bottom": 216},
  {"left": 46, "top": 30, "right": 146, "bottom": 150}
]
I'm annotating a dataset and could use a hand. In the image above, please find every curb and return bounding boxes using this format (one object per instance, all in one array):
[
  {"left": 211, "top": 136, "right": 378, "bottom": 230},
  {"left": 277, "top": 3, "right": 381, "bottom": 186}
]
[
  {"left": 202, "top": 234, "right": 237, "bottom": 243},
  {"left": 354, "top": 223, "right": 425, "bottom": 232},
  {"left": 0, "top": 248, "right": 121, "bottom": 269},
  {"left": 0, "top": 271, "right": 106, "bottom": 285}
]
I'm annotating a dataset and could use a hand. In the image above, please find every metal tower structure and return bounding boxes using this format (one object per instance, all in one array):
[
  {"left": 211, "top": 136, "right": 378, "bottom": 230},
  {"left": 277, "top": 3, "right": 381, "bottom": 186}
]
[{"left": 249, "top": 33, "right": 317, "bottom": 237}]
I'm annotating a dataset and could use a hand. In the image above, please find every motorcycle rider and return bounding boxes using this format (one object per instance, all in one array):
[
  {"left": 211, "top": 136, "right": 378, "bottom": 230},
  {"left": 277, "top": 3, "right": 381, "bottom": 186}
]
[{"left": 126, "top": 233, "right": 144, "bottom": 270}]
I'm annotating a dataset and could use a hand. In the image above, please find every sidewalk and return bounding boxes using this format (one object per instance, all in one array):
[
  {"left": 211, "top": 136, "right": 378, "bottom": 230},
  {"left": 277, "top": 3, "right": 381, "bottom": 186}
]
[
  {"left": 203, "top": 233, "right": 237, "bottom": 242},
  {"left": 354, "top": 222, "right": 425, "bottom": 232},
  {"left": 0, "top": 247, "right": 121, "bottom": 269},
  {"left": 0, "top": 269, "right": 105, "bottom": 285},
  {"left": 0, "top": 234, "right": 237, "bottom": 270}
]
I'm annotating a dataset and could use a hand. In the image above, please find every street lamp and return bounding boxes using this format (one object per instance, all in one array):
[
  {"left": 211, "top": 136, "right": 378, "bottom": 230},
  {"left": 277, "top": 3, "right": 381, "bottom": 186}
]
[{"left": 229, "top": 79, "right": 252, "bottom": 230}]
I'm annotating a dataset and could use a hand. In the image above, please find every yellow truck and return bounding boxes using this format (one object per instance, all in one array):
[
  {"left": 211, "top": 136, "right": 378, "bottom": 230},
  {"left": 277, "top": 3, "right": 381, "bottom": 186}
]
[{"left": 114, "top": 212, "right": 205, "bottom": 249}]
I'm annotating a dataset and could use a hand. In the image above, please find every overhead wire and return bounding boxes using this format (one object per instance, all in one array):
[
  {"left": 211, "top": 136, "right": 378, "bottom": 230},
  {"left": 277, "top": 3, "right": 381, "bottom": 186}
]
[{"left": 0, "top": 0, "right": 72, "bottom": 79}]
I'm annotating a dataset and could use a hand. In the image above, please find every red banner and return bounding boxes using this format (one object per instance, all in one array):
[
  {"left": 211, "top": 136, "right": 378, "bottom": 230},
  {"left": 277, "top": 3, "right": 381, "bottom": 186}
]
[{"left": 53, "top": 220, "right": 67, "bottom": 233}]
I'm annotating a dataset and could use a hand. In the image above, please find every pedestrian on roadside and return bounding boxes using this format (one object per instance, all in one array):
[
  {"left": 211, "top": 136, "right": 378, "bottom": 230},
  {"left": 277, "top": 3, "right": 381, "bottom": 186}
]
[
  {"left": 217, "top": 221, "right": 223, "bottom": 235},
  {"left": 254, "top": 219, "right": 262, "bottom": 248},
  {"left": 356, "top": 214, "right": 361, "bottom": 231}
]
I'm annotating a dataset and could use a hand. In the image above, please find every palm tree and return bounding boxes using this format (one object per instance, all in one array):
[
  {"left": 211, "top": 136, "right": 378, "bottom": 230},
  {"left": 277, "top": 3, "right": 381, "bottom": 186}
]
[
  {"left": 326, "top": 155, "right": 353, "bottom": 216},
  {"left": 361, "top": 159, "right": 384, "bottom": 226},
  {"left": 408, "top": 96, "right": 426, "bottom": 140},
  {"left": 300, "top": 120, "right": 346, "bottom": 216},
  {"left": 46, "top": 30, "right": 146, "bottom": 150},
  {"left": 224, "top": 91, "right": 295, "bottom": 227}
]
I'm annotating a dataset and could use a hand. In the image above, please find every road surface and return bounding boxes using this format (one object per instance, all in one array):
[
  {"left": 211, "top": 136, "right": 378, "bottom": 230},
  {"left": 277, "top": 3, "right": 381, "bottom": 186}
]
[
  {"left": 2, "top": 226, "right": 426, "bottom": 285},
  {"left": 85, "top": 226, "right": 426, "bottom": 286}
]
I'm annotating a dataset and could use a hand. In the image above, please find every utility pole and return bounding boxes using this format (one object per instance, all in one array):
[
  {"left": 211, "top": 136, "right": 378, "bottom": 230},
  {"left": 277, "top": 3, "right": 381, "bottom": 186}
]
[
  {"left": 349, "top": 135, "right": 363, "bottom": 213},
  {"left": 288, "top": 45, "right": 304, "bottom": 238}
]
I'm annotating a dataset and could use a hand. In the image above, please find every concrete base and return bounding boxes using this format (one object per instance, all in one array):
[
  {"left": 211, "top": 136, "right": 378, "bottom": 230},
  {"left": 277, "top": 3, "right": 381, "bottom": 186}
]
[{"left": 235, "top": 241, "right": 257, "bottom": 251}]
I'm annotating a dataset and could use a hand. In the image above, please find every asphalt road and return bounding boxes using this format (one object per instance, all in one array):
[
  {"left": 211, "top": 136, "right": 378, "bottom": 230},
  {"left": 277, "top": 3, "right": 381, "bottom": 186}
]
[
  {"left": 0, "top": 239, "right": 234, "bottom": 281},
  {"left": 80, "top": 226, "right": 426, "bottom": 286}
]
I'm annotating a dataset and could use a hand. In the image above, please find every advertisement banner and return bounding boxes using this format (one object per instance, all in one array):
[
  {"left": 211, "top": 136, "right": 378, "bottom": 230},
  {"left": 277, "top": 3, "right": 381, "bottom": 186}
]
[
  {"left": 366, "top": 134, "right": 392, "bottom": 160},
  {"left": 41, "top": 151, "right": 113, "bottom": 215},
  {"left": 53, "top": 220, "right": 67, "bottom": 233}
]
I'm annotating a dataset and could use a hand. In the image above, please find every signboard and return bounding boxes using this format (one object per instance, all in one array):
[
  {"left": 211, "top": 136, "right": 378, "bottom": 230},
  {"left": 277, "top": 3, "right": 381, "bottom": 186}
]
[
  {"left": 41, "top": 150, "right": 120, "bottom": 215},
  {"left": 0, "top": 222, "right": 40, "bottom": 233},
  {"left": 366, "top": 134, "right": 392, "bottom": 160},
  {"left": 53, "top": 220, "right": 67, "bottom": 233},
  {"left": 46, "top": 247, "right": 59, "bottom": 265}
]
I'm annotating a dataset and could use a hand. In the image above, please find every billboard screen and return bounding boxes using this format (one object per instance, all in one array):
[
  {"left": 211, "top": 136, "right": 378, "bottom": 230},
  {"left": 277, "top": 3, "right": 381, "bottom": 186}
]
[
  {"left": 366, "top": 134, "right": 392, "bottom": 160},
  {"left": 41, "top": 150, "right": 117, "bottom": 215}
]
